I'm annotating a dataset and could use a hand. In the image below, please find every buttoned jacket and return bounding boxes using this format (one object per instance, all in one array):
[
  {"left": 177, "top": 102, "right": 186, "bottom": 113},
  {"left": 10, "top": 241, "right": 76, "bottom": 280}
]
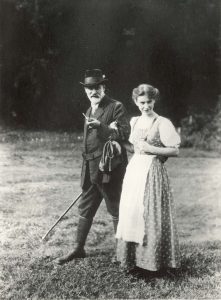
[{"left": 81, "top": 95, "right": 130, "bottom": 187}]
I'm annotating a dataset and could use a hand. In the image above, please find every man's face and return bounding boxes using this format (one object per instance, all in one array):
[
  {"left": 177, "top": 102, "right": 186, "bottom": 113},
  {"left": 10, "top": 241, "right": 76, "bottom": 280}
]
[{"left": 84, "top": 84, "right": 105, "bottom": 105}]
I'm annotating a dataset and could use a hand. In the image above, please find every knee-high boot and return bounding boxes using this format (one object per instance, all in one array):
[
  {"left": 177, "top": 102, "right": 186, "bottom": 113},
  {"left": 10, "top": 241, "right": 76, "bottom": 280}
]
[
  {"left": 56, "top": 216, "right": 93, "bottom": 265},
  {"left": 112, "top": 217, "right": 119, "bottom": 263}
]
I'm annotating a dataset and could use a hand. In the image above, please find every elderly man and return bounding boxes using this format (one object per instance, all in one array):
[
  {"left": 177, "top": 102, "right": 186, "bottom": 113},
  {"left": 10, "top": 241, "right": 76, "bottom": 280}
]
[{"left": 57, "top": 69, "right": 130, "bottom": 265}]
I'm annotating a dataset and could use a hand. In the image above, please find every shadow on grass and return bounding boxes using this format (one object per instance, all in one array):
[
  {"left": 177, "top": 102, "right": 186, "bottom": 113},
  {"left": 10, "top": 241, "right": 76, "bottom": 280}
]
[
  {"left": 122, "top": 240, "right": 221, "bottom": 283},
  {"left": 1, "top": 241, "right": 220, "bottom": 299}
]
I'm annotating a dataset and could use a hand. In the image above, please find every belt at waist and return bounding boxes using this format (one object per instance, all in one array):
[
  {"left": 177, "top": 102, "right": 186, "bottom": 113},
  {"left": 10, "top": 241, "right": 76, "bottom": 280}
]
[{"left": 82, "top": 149, "right": 102, "bottom": 160}]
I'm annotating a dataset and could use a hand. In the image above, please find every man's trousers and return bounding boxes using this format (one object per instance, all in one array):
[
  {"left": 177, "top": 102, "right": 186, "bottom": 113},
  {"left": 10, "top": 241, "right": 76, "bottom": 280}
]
[{"left": 78, "top": 163, "right": 124, "bottom": 220}]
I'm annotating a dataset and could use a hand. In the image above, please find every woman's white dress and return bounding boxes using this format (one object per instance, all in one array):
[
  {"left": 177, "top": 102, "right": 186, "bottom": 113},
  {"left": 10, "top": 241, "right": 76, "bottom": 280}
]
[{"left": 116, "top": 115, "right": 181, "bottom": 271}]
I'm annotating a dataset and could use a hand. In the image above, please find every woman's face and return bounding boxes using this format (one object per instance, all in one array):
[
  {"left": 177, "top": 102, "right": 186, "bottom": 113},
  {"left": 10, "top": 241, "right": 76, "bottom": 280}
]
[{"left": 135, "top": 95, "right": 155, "bottom": 115}]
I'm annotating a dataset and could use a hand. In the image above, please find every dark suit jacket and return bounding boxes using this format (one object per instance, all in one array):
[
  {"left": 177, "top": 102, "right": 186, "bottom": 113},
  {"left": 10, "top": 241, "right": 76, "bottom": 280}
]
[{"left": 81, "top": 95, "right": 130, "bottom": 188}]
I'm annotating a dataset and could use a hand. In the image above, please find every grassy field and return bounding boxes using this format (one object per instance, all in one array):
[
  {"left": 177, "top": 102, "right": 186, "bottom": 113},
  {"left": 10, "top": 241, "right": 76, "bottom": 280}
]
[{"left": 0, "top": 130, "right": 221, "bottom": 299}]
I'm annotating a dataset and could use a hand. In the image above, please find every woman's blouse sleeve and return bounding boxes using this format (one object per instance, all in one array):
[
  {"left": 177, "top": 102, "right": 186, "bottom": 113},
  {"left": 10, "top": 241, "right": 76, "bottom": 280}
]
[
  {"left": 159, "top": 118, "right": 181, "bottom": 147},
  {"left": 129, "top": 117, "right": 138, "bottom": 144}
]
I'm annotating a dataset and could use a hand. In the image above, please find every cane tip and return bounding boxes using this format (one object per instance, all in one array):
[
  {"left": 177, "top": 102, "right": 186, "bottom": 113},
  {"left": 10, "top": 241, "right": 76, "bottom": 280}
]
[{"left": 41, "top": 236, "right": 48, "bottom": 242}]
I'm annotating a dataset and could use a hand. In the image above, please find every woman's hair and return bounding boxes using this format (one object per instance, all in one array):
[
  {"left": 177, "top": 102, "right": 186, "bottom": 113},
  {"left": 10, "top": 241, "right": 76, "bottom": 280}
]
[{"left": 132, "top": 84, "right": 160, "bottom": 103}]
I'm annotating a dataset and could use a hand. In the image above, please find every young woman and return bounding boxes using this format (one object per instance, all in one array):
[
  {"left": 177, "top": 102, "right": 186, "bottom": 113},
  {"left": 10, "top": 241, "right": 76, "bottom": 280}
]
[{"left": 116, "top": 84, "right": 181, "bottom": 272}]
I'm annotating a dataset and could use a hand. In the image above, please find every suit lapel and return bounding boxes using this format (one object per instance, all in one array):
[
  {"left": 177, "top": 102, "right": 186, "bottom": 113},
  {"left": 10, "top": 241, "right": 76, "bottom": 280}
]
[
  {"left": 93, "top": 106, "right": 104, "bottom": 120},
  {"left": 83, "top": 107, "right": 91, "bottom": 147},
  {"left": 94, "top": 96, "right": 109, "bottom": 120}
]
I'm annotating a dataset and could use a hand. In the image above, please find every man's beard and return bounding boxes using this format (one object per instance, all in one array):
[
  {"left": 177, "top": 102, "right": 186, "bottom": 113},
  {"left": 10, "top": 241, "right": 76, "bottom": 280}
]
[{"left": 90, "top": 95, "right": 102, "bottom": 105}]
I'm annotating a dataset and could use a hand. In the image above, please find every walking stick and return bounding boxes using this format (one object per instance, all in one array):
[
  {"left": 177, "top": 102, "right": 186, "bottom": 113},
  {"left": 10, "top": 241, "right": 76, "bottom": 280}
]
[{"left": 41, "top": 192, "right": 82, "bottom": 241}]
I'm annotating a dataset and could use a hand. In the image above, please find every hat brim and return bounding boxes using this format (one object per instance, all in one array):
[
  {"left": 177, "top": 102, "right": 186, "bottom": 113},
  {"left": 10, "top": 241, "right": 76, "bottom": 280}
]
[{"left": 79, "top": 78, "right": 108, "bottom": 87}]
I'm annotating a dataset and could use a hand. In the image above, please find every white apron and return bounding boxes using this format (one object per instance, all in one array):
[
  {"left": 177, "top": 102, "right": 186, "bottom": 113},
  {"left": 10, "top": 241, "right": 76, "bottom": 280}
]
[{"left": 116, "top": 153, "right": 155, "bottom": 244}]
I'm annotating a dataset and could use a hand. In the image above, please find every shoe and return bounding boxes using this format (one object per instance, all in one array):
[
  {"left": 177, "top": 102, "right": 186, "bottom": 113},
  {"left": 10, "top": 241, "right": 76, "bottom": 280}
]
[
  {"left": 111, "top": 254, "right": 120, "bottom": 264},
  {"left": 56, "top": 247, "right": 86, "bottom": 265},
  {"left": 55, "top": 216, "right": 92, "bottom": 265}
]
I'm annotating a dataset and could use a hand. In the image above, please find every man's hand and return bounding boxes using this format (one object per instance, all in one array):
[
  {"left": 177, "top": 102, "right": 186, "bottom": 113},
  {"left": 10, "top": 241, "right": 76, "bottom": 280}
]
[
  {"left": 109, "top": 121, "right": 118, "bottom": 130},
  {"left": 86, "top": 117, "right": 101, "bottom": 129}
]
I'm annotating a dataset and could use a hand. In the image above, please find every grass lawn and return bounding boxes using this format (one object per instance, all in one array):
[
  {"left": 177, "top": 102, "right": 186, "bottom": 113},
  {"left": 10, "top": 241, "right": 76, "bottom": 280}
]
[{"left": 0, "top": 130, "right": 221, "bottom": 299}]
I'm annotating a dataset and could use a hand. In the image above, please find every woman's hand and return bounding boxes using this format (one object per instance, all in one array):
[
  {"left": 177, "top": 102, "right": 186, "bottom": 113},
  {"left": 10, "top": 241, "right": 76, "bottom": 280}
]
[
  {"left": 138, "top": 141, "right": 153, "bottom": 154},
  {"left": 138, "top": 140, "right": 179, "bottom": 157}
]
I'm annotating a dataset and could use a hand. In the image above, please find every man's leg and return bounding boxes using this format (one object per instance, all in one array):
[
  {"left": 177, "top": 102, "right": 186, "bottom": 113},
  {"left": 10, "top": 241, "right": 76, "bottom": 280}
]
[
  {"left": 102, "top": 185, "right": 120, "bottom": 263},
  {"left": 100, "top": 169, "right": 124, "bottom": 262},
  {"left": 101, "top": 168, "right": 124, "bottom": 228},
  {"left": 112, "top": 216, "right": 119, "bottom": 234},
  {"left": 56, "top": 182, "right": 103, "bottom": 265}
]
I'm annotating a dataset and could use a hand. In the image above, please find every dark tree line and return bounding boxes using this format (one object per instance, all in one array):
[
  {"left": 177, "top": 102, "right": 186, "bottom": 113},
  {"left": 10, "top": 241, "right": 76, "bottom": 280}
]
[{"left": 0, "top": 0, "right": 220, "bottom": 130}]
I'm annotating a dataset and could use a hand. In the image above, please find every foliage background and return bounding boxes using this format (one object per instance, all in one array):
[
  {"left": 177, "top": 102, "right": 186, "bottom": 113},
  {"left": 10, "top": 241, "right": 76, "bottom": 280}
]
[{"left": 0, "top": 0, "right": 220, "bottom": 138}]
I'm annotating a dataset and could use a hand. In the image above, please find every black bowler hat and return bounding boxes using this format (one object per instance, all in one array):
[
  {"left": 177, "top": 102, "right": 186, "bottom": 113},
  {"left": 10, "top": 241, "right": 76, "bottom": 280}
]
[{"left": 80, "top": 69, "right": 108, "bottom": 87}]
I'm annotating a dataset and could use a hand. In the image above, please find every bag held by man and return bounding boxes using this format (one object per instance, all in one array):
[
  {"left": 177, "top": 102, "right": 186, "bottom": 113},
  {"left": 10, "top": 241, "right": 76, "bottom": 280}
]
[{"left": 99, "top": 139, "right": 122, "bottom": 173}]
